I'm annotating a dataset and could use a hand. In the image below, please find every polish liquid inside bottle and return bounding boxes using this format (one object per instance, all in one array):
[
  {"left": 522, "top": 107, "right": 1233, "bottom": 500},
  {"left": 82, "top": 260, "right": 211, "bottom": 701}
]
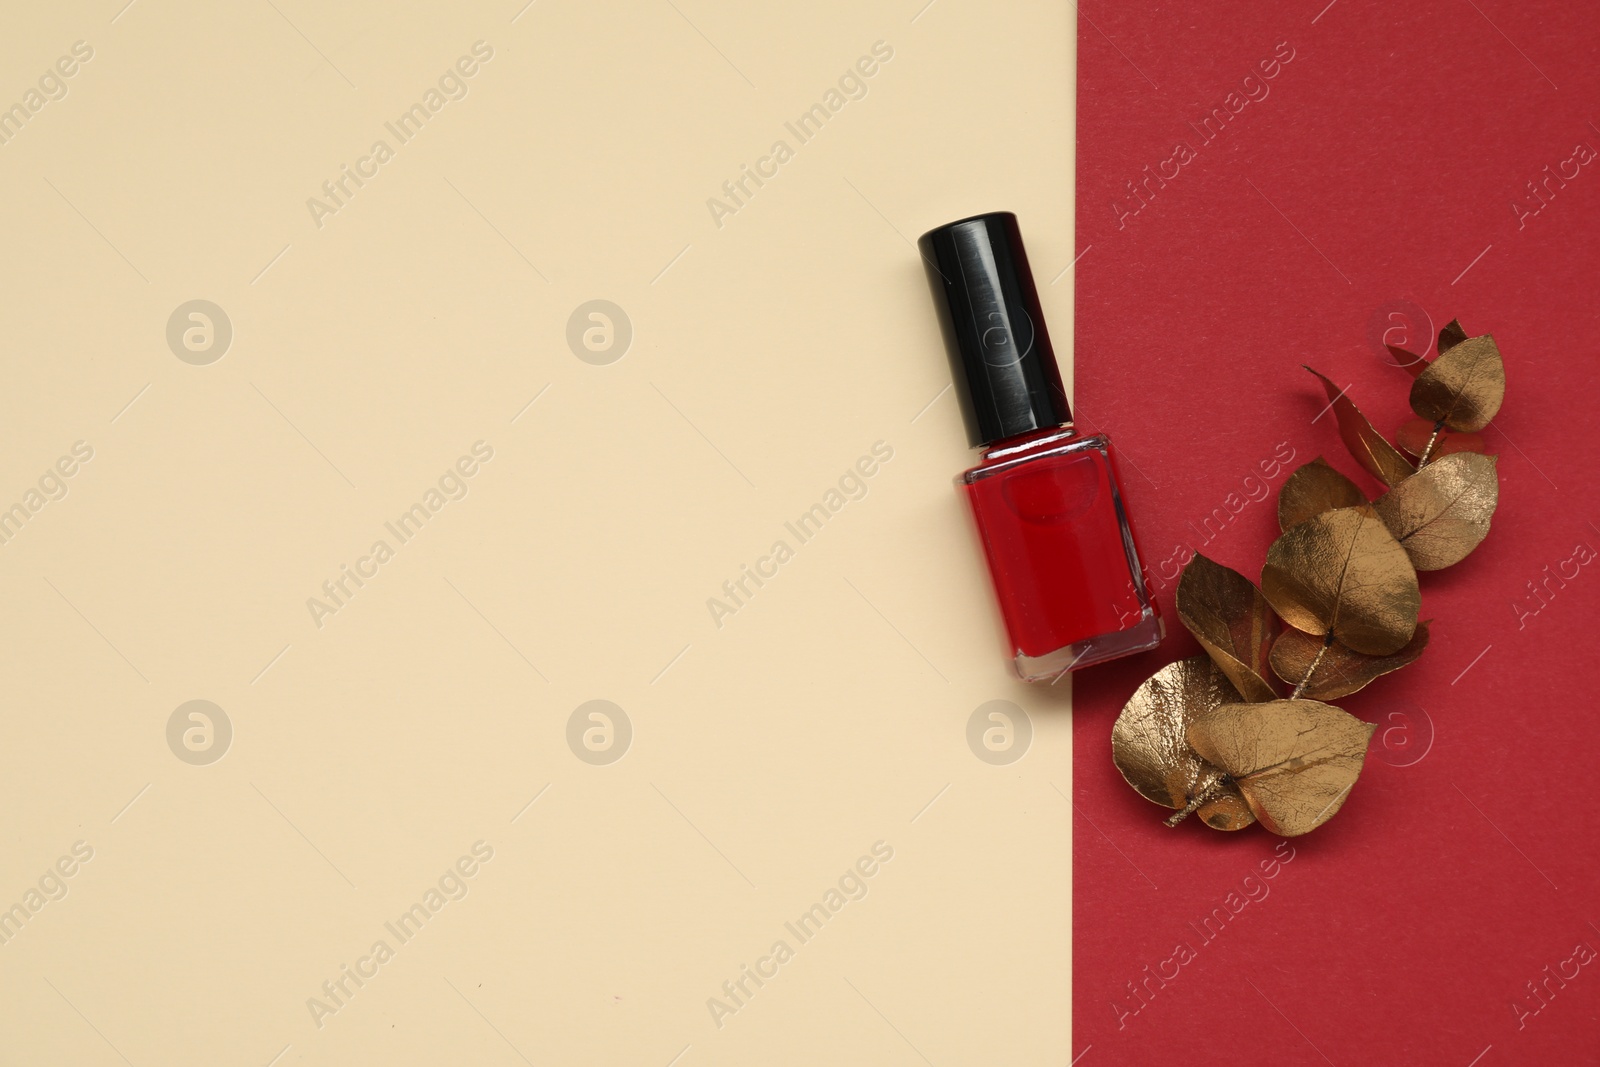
[{"left": 920, "top": 212, "right": 1162, "bottom": 680}]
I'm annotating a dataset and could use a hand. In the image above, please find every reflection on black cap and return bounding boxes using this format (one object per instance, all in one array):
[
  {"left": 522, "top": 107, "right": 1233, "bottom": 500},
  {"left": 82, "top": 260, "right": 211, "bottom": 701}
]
[{"left": 918, "top": 212, "right": 1071, "bottom": 447}]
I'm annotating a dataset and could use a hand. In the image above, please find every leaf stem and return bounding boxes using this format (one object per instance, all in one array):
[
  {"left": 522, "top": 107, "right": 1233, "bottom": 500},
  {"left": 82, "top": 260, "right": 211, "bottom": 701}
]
[
  {"left": 1165, "top": 772, "right": 1226, "bottom": 827},
  {"left": 1416, "top": 420, "right": 1445, "bottom": 467},
  {"left": 1290, "top": 633, "right": 1336, "bottom": 700}
]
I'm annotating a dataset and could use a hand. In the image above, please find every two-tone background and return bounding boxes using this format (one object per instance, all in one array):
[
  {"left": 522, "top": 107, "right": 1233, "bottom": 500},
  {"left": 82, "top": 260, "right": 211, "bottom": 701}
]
[
  {"left": 1, "top": 1, "right": 1075, "bottom": 1064},
  {"left": 9, "top": 1, "right": 1595, "bottom": 1064}
]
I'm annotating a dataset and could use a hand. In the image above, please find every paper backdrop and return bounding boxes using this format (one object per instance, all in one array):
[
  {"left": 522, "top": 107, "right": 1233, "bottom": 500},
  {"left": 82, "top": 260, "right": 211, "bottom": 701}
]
[
  {"left": 1072, "top": 2, "right": 1600, "bottom": 1064},
  {"left": 0, "top": 1, "right": 1076, "bottom": 1063}
]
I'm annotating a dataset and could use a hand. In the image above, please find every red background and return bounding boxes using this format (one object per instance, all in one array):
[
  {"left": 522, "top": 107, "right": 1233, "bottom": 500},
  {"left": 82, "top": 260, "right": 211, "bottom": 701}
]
[{"left": 1071, "top": 2, "right": 1600, "bottom": 1064}]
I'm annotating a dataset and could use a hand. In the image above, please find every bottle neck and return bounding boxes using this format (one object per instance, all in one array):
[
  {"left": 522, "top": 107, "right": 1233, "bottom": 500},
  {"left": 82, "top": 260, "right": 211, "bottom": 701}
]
[{"left": 979, "top": 424, "right": 1077, "bottom": 461}]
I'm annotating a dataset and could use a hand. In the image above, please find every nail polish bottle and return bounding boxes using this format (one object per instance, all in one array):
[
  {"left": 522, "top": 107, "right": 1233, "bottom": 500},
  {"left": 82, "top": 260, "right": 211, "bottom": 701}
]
[{"left": 918, "top": 212, "right": 1163, "bottom": 680}]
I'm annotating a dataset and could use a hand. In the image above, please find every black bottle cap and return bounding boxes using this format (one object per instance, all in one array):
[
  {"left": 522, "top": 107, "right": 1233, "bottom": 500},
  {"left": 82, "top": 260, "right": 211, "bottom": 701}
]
[{"left": 918, "top": 211, "right": 1071, "bottom": 447}]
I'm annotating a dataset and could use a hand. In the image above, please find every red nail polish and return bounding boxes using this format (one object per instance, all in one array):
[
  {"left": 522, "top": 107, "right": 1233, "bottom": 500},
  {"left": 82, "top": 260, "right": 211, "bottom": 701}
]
[{"left": 919, "top": 212, "right": 1163, "bottom": 680}]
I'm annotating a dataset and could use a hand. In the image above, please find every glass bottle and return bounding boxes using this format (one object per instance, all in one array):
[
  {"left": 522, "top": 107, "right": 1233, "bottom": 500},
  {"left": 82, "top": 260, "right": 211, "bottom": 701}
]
[{"left": 920, "top": 212, "right": 1162, "bottom": 680}]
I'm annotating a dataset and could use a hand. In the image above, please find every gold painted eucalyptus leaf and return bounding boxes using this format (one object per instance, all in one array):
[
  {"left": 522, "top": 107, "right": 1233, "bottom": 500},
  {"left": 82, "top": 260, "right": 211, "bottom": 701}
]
[
  {"left": 1385, "top": 345, "right": 1429, "bottom": 380},
  {"left": 1268, "top": 622, "right": 1430, "bottom": 701},
  {"left": 1305, "top": 367, "right": 1416, "bottom": 487},
  {"left": 1260, "top": 505, "right": 1420, "bottom": 656},
  {"left": 1373, "top": 452, "right": 1499, "bottom": 570},
  {"left": 1438, "top": 318, "right": 1468, "bottom": 354},
  {"left": 1187, "top": 699, "right": 1376, "bottom": 837},
  {"left": 1196, "top": 790, "right": 1256, "bottom": 831},
  {"left": 1409, "top": 334, "right": 1505, "bottom": 433},
  {"left": 1111, "top": 657, "right": 1254, "bottom": 830},
  {"left": 1278, "top": 457, "right": 1366, "bottom": 532},
  {"left": 1177, "top": 553, "right": 1279, "bottom": 702}
]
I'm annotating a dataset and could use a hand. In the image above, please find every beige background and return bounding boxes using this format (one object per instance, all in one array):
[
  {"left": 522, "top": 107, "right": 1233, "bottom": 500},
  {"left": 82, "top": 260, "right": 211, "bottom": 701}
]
[{"left": 0, "top": 1, "right": 1075, "bottom": 1062}]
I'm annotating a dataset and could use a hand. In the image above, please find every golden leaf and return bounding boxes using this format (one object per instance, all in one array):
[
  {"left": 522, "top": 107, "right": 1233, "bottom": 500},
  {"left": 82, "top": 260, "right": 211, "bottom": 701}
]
[
  {"left": 1373, "top": 452, "right": 1499, "bottom": 570},
  {"left": 1187, "top": 700, "right": 1376, "bottom": 837},
  {"left": 1260, "top": 505, "right": 1420, "bottom": 655},
  {"left": 1268, "top": 622, "right": 1430, "bottom": 700},
  {"left": 1176, "top": 553, "right": 1279, "bottom": 703},
  {"left": 1305, "top": 367, "right": 1416, "bottom": 487},
  {"left": 1438, "top": 318, "right": 1468, "bottom": 353},
  {"left": 1197, "top": 791, "right": 1256, "bottom": 831},
  {"left": 1111, "top": 656, "right": 1253, "bottom": 828},
  {"left": 1278, "top": 457, "right": 1365, "bottom": 532},
  {"left": 1396, "top": 417, "right": 1488, "bottom": 460},
  {"left": 1385, "top": 345, "right": 1429, "bottom": 380},
  {"left": 1409, "top": 334, "right": 1505, "bottom": 432}
]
